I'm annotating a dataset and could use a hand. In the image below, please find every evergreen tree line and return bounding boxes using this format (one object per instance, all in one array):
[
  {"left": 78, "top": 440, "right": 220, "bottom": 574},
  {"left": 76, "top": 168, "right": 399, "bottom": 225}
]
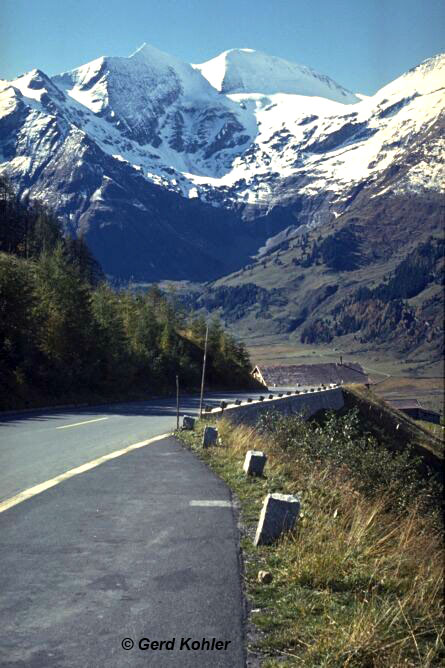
[
  {"left": 354, "top": 237, "right": 444, "bottom": 302},
  {"left": 180, "top": 283, "right": 287, "bottom": 324},
  {"left": 0, "top": 178, "right": 253, "bottom": 409},
  {"left": 0, "top": 177, "right": 104, "bottom": 285},
  {"left": 300, "top": 237, "right": 445, "bottom": 349},
  {"left": 298, "top": 227, "right": 362, "bottom": 271}
]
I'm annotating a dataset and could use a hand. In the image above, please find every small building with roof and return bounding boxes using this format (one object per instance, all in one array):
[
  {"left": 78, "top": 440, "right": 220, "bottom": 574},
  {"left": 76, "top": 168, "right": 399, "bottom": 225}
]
[{"left": 252, "top": 362, "right": 369, "bottom": 388}]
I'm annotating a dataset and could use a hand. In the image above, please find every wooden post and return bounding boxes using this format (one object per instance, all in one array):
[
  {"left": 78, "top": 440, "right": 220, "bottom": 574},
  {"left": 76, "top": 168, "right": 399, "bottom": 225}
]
[
  {"left": 199, "top": 324, "right": 209, "bottom": 419},
  {"left": 176, "top": 374, "right": 180, "bottom": 430}
]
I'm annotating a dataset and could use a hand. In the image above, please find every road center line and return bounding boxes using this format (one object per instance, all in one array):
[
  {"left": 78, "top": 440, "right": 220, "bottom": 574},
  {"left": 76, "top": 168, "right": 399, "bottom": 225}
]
[
  {"left": 0, "top": 433, "right": 171, "bottom": 514},
  {"left": 56, "top": 417, "right": 109, "bottom": 429}
]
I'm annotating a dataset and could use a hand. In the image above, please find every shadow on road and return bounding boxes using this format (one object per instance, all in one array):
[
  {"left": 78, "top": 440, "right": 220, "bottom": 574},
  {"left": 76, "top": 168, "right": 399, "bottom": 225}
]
[{"left": 0, "top": 392, "right": 267, "bottom": 427}]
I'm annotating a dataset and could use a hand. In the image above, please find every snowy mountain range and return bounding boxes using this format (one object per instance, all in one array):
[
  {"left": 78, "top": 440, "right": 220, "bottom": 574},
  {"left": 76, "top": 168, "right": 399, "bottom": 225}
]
[{"left": 0, "top": 44, "right": 444, "bottom": 280}]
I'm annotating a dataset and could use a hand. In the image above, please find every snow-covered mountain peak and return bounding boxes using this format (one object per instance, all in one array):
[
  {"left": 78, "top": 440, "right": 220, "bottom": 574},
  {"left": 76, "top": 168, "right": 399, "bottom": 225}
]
[
  {"left": 194, "top": 48, "right": 360, "bottom": 104},
  {"left": 130, "top": 42, "right": 230, "bottom": 103},
  {"left": 130, "top": 41, "right": 178, "bottom": 64},
  {"left": 52, "top": 43, "right": 230, "bottom": 119},
  {"left": 8, "top": 68, "right": 65, "bottom": 106},
  {"left": 1, "top": 44, "right": 443, "bottom": 269},
  {"left": 41, "top": 43, "right": 253, "bottom": 171},
  {"left": 129, "top": 42, "right": 200, "bottom": 93},
  {"left": 373, "top": 52, "right": 445, "bottom": 103}
]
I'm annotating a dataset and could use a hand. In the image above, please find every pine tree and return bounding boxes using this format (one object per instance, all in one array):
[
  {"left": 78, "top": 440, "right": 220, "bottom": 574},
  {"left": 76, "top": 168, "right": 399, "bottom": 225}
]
[
  {"left": 33, "top": 244, "right": 98, "bottom": 392},
  {"left": 0, "top": 252, "right": 38, "bottom": 399},
  {"left": 190, "top": 314, "right": 207, "bottom": 346}
]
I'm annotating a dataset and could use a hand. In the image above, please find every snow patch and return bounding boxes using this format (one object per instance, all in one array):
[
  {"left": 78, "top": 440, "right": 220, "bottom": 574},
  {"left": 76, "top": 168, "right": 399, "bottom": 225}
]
[{"left": 194, "top": 48, "right": 360, "bottom": 103}]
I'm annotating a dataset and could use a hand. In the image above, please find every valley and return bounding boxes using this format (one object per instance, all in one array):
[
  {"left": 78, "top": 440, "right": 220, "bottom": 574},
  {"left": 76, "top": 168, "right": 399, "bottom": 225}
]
[
  {"left": 1, "top": 43, "right": 443, "bottom": 385},
  {"left": 247, "top": 341, "right": 444, "bottom": 413}
]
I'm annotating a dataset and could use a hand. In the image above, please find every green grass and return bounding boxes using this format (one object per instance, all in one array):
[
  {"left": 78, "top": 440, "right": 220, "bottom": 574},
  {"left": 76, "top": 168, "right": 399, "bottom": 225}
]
[
  {"left": 418, "top": 420, "right": 445, "bottom": 441},
  {"left": 177, "top": 415, "right": 444, "bottom": 667}
]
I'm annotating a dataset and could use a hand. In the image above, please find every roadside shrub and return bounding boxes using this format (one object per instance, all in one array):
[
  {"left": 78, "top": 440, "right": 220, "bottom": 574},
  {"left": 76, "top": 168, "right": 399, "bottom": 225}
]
[{"left": 257, "top": 408, "right": 442, "bottom": 518}]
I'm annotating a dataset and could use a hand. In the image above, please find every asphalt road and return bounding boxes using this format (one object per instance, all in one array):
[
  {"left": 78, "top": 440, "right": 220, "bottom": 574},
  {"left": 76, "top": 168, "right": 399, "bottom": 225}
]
[
  {"left": 0, "top": 436, "right": 245, "bottom": 667},
  {"left": 0, "top": 391, "right": 266, "bottom": 504}
]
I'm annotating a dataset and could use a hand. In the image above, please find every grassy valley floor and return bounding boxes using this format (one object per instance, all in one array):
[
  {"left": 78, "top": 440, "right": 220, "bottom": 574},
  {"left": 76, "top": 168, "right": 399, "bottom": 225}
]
[{"left": 247, "top": 340, "right": 444, "bottom": 415}]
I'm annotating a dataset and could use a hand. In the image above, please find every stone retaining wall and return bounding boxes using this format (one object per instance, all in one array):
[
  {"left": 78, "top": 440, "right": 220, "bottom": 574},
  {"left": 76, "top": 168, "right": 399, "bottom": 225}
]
[{"left": 204, "top": 388, "right": 345, "bottom": 425}]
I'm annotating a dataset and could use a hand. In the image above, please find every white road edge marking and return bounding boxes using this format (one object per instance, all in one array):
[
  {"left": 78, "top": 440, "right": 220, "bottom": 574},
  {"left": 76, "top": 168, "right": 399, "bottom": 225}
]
[
  {"left": 190, "top": 500, "right": 232, "bottom": 508},
  {"left": 56, "top": 417, "right": 109, "bottom": 429},
  {"left": 0, "top": 433, "right": 171, "bottom": 514}
]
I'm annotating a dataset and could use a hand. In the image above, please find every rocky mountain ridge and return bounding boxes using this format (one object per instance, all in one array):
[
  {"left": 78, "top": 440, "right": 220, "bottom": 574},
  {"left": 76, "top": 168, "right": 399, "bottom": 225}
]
[{"left": 0, "top": 45, "right": 443, "bottom": 283}]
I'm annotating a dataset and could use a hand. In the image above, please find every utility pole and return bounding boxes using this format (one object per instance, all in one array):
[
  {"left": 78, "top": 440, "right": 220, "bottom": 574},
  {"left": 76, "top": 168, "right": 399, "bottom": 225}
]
[
  {"left": 176, "top": 374, "right": 180, "bottom": 430},
  {"left": 199, "top": 324, "right": 209, "bottom": 419}
]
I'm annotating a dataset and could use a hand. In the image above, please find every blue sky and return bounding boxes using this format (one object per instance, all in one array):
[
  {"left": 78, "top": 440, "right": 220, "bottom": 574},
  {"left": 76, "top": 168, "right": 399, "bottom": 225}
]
[{"left": 1, "top": 0, "right": 444, "bottom": 94}]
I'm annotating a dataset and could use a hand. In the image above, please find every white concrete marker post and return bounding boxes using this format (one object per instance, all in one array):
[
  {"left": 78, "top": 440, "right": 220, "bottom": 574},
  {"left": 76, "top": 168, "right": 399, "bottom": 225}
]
[
  {"left": 182, "top": 415, "right": 196, "bottom": 430},
  {"left": 202, "top": 426, "right": 218, "bottom": 448},
  {"left": 243, "top": 450, "right": 267, "bottom": 477},
  {"left": 254, "top": 493, "right": 300, "bottom": 546}
]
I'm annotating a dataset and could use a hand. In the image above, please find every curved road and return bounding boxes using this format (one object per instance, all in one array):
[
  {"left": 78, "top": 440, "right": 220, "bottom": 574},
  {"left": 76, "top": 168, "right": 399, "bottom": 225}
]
[
  {"left": 0, "top": 391, "right": 270, "bottom": 667},
  {"left": 0, "top": 391, "right": 265, "bottom": 504}
]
